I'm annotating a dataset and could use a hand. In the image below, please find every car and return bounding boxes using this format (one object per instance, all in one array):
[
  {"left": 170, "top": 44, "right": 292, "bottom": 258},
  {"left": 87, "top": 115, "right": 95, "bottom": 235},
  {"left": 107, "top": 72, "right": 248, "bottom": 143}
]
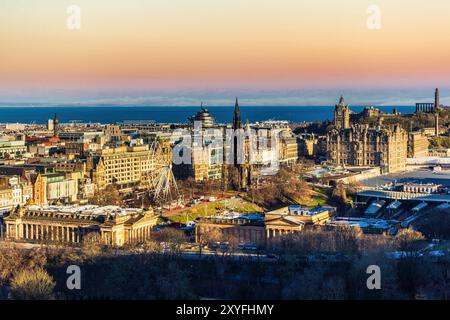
[
  {"left": 218, "top": 242, "right": 229, "bottom": 250},
  {"left": 237, "top": 243, "right": 258, "bottom": 251},
  {"left": 207, "top": 242, "right": 220, "bottom": 250}
]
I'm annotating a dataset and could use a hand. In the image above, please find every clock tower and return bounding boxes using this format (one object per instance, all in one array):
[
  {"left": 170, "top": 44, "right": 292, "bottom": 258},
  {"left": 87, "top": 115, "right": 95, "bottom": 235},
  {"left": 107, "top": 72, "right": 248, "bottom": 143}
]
[{"left": 333, "top": 95, "right": 350, "bottom": 129}]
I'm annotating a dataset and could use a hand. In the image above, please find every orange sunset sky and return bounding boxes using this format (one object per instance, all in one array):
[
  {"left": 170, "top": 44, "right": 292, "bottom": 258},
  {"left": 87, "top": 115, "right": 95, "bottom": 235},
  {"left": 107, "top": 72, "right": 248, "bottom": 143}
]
[{"left": 1, "top": 0, "right": 450, "bottom": 105}]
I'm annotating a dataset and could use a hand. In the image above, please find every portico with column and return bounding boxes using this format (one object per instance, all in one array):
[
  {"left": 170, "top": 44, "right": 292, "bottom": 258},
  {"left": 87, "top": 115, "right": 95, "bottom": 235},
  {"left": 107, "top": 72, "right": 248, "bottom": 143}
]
[{"left": 4, "top": 205, "right": 159, "bottom": 246}]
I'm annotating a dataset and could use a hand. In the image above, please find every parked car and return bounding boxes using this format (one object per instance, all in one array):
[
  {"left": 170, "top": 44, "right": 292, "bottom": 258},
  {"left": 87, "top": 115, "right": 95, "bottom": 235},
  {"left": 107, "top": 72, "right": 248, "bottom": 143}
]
[{"left": 237, "top": 243, "right": 258, "bottom": 251}]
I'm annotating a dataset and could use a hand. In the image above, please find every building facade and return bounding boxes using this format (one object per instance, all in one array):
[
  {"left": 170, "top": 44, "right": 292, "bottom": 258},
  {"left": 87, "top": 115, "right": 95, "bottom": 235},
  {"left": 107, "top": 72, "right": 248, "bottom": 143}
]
[
  {"left": 0, "top": 139, "right": 27, "bottom": 158},
  {"left": 0, "top": 176, "right": 33, "bottom": 212},
  {"left": 327, "top": 124, "right": 408, "bottom": 173},
  {"left": 195, "top": 207, "right": 335, "bottom": 247},
  {"left": 4, "top": 205, "right": 159, "bottom": 246},
  {"left": 88, "top": 145, "right": 153, "bottom": 192},
  {"left": 408, "top": 131, "right": 429, "bottom": 158}
]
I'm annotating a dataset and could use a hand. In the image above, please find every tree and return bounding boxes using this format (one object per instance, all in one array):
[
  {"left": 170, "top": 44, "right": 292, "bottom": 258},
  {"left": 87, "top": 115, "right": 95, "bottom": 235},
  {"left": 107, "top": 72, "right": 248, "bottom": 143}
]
[
  {"left": 282, "top": 264, "right": 333, "bottom": 299},
  {"left": 0, "top": 244, "right": 27, "bottom": 285},
  {"left": 152, "top": 228, "right": 187, "bottom": 253},
  {"left": 0, "top": 244, "right": 51, "bottom": 286},
  {"left": 245, "top": 166, "right": 314, "bottom": 209},
  {"left": 333, "top": 225, "right": 362, "bottom": 254},
  {"left": 177, "top": 177, "right": 197, "bottom": 199},
  {"left": 90, "top": 184, "right": 123, "bottom": 206},
  {"left": 10, "top": 268, "right": 55, "bottom": 300},
  {"left": 216, "top": 233, "right": 239, "bottom": 257},
  {"left": 395, "top": 228, "right": 425, "bottom": 253},
  {"left": 415, "top": 209, "right": 450, "bottom": 239},
  {"left": 81, "top": 233, "right": 104, "bottom": 260},
  {"left": 197, "top": 228, "right": 222, "bottom": 256},
  {"left": 140, "top": 239, "right": 163, "bottom": 254},
  {"left": 332, "top": 182, "right": 347, "bottom": 207}
]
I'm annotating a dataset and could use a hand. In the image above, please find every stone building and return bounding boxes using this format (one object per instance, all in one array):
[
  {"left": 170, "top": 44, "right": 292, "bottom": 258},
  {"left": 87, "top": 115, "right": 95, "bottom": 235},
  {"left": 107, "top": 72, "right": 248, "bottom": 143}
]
[
  {"left": 174, "top": 106, "right": 224, "bottom": 182},
  {"left": 408, "top": 131, "right": 429, "bottom": 158},
  {"left": 327, "top": 124, "right": 408, "bottom": 173},
  {"left": 0, "top": 139, "right": 27, "bottom": 158},
  {"left": 174, "top": 100, "right": 297, "bottom": 184},
  {"left": 0, "top": 169, "right": 76, "bottom": 207},
  {"left": 87, "top": 145, "right": 154, "bottom": 193},
  {"left": 0, "top": 176, "right": 33, "bottom": 212},
  {"left": 104, "top": 124, "right": 125, "bottom": 142},
  {"left": 297, "top": 133, "right": 320, "bottom": 158},
  {"left": 278, "top": 131, "right": 299, "bottom": 166},
  {"left": 196, "top": 215, "right": 267, "bottom": 246},
  {"left": 4, "top": 205, "right": 159, "bottom": 246},
  {"left": 174, "top": 100, "right": 254, "bottom": 186},
  {"left": 195, "top": 206, "right": 335, "bottom": 247},
  {"left": 361, "top": 106, "right": 382, "bottom": 119}
]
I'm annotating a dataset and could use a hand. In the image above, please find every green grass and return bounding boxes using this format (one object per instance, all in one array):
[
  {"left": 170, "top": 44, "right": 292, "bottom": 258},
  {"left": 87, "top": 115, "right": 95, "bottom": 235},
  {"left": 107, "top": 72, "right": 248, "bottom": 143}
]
[
  {"left": 167, "top": 201, "right": 263, "bottom": 224},
  {"left": 294, "top": 190, "right": 329, "bottom": 207}
]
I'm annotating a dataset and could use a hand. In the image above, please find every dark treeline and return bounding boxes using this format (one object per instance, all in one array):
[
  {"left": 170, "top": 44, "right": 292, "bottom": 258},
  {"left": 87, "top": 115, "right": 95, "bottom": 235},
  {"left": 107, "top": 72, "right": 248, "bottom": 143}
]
[
  {"left": 1, "top": 225, "right": 450, "bottom": 300},
  {"left": 49, "top": 252, "right": 450, "bottom": 300}
]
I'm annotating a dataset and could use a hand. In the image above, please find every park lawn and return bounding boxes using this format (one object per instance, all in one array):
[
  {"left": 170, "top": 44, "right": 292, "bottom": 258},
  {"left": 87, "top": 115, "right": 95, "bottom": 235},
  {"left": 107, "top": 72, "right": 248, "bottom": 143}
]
[
  {"left": 168, "top": 200, "right": 264, "bottom": 224},
  {"left": 294, "top": 191, "right": 329, "bottom": 207}
]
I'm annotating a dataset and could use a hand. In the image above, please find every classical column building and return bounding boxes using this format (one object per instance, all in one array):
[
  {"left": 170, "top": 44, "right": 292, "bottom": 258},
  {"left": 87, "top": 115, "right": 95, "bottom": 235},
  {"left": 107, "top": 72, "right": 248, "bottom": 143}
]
[
  {"left": 4, "top": 205, "right": 159, "bottom": 246},
  {"left": 195, "top": 206, "right": 335, "bottom": 247}
]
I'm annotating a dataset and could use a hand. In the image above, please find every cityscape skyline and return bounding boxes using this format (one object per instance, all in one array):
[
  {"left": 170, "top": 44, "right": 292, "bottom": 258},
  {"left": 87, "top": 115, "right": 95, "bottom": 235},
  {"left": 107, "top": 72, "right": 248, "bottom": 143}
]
[{"left": 3, "top": 0, "right": 450, "bottom": 305}]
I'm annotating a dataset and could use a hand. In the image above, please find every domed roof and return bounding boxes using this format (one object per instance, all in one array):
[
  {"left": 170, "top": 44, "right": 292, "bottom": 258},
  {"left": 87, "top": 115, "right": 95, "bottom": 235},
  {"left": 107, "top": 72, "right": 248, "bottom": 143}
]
[{"left": 190, "top": 105, "right": 215, "bottom": 128}]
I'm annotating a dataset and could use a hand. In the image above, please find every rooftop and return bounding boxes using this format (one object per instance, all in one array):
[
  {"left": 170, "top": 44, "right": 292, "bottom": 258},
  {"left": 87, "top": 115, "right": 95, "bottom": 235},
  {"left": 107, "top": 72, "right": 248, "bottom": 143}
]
[
  {"left": 26, "top": 204, "right": 145, "bottom": 217},
  {"left": 287, "top": 205, "right": 335, "bottom": 216}
]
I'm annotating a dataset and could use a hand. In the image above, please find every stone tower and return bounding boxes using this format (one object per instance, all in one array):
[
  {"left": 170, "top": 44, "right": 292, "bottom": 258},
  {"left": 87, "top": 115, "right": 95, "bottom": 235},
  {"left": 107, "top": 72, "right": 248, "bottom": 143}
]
[
  {"left": 231, "top": 97, "right": 251, "bottom": 190},
  {"left": 435, "top": 88, "right": 440, "bottom": 137},
  {"left": 53, "top": 113, "right": 59, "bottom": 138},
  {"left": 435, "top": 111, "right": 440, "bottom": 137},
  {"left": 333, "top": 96, "right": 350, "bottom": 129},
  {"left": 435, "top": 88, "right": 440, "bottom": 111}
]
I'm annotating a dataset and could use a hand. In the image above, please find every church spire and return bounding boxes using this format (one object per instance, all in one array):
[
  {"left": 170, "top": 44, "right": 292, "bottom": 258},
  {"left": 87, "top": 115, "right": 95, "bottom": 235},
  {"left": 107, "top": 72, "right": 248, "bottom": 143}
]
[{"left": 233, "top": 96, "right": 241, "bottom": 129}]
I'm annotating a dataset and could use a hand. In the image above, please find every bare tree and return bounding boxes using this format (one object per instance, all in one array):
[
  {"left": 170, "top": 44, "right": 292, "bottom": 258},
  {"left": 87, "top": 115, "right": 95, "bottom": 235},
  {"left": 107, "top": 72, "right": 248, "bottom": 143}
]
[
  {"left": 0, "top": 243, "right": 27, "bottom": 285},
  {"left": 10, "top": 267, "right": 55, "bottom": 300},
  {"left": 152, "top": 228, "right": 187, "bottom": 254},
  {"left": 90, "top": 184, "right": 124, "bottom": 206},
  {"left": 81, "top": 232, "right": 104, "bottom": 260},
  {"left": 395, "top": 228, "right": 425, "bottom": 253}
]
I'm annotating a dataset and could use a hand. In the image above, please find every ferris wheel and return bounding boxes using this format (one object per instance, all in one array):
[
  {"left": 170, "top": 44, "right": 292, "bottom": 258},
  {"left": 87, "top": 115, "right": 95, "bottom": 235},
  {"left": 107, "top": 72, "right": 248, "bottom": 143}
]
[{"left": 146, "top": 138, "right": 181, "bottom": 205}]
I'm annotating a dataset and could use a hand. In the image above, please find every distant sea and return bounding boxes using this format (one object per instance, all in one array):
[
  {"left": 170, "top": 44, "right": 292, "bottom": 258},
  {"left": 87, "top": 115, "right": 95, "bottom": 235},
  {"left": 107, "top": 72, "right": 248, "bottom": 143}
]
[{"left": 0, "top": 106, "right": 415, "bottom": 124}]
